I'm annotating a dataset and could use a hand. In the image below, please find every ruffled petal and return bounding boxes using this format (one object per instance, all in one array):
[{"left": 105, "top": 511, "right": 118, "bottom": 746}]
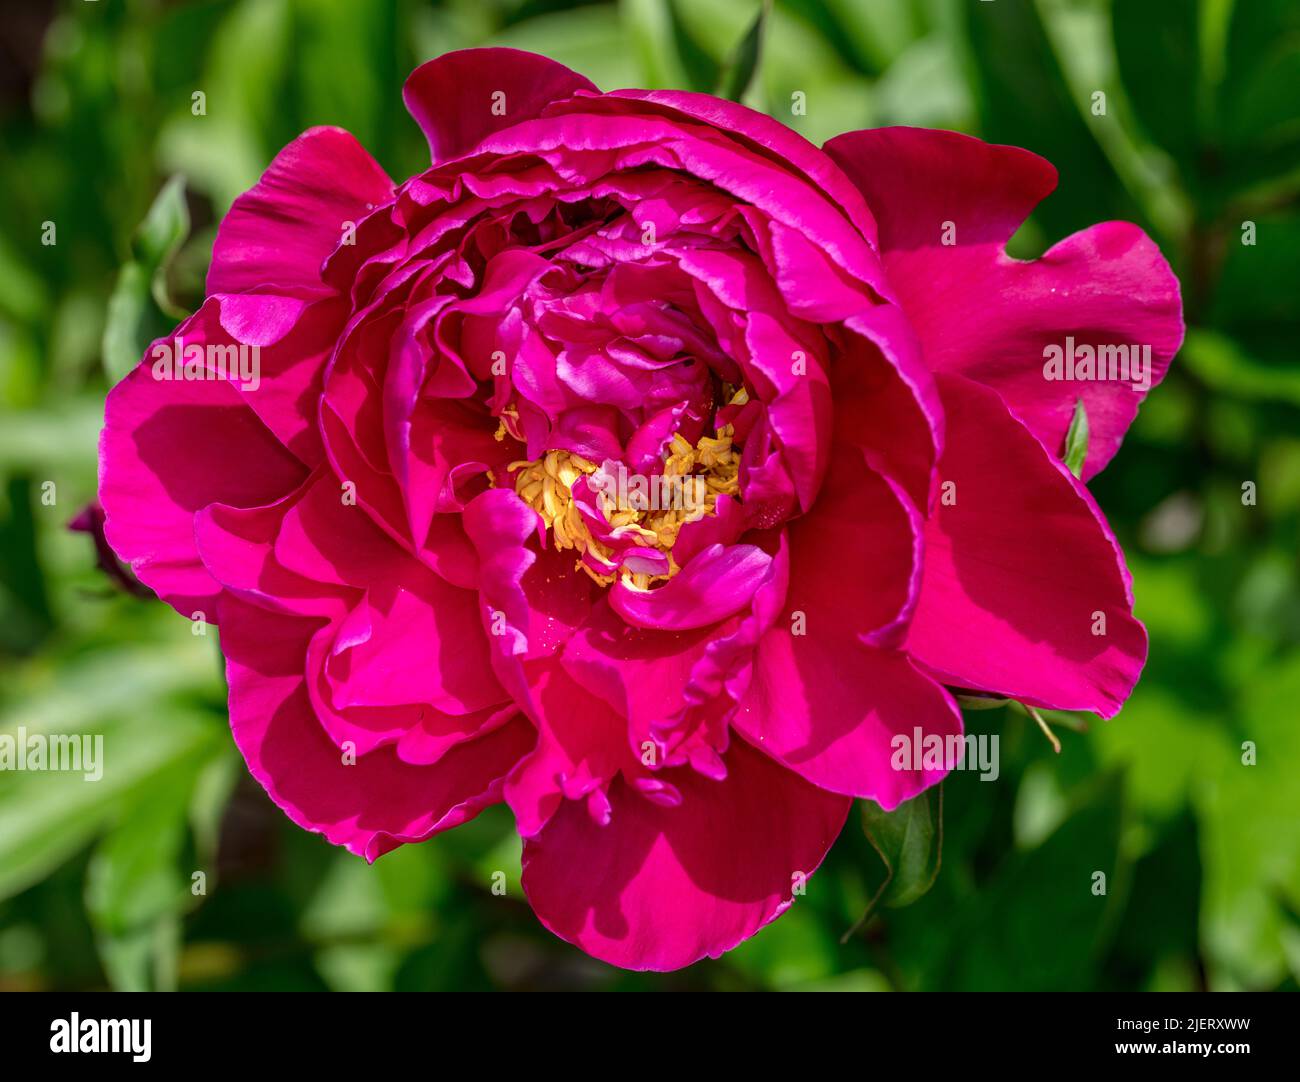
[
  {"left": 322, "top": 576, "right": 504, "bottom": 716},
  {"left": 220, "top": 593, "right": 534, "bottom": 861},
  {"left": 504, "top": 658, "right": 632, "bottom": 837},
  {"left": 563, "top": 597, "right": 715, "bottom": 756},
  {"left": 208, "top": 126, "right": 393, "bottom": 297},
  {"left": 194, "top": 481, "right": 344, "bottom": 620},
  {"left": 599, "top": 89, "right": 881, "bottom": 249},
  {"left": 834, "top": 304, "right": 943, "bottom": 512},
  {"left": 472, "top": 111, "right": 884, "bottom": 300}
]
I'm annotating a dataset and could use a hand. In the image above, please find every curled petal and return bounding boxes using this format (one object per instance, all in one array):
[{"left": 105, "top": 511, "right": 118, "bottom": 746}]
[{"left": 609, "top": 543, "right": 772, "bottom": 631}]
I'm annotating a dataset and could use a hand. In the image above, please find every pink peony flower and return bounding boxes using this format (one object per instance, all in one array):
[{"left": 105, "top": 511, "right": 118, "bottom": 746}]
[{"left": 99, "top": 49, "right": 1183, "bottom": 971}]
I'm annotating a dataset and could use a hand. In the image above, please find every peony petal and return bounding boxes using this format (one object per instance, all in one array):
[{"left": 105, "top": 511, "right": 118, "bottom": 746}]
[
  {"left": 520, "top": 737, "right": 849, "bottom": 970},
  {"left": 743, "top": 311, "right": 832, "bottom": 511},
  {"left": 194, "top": 485, "right": 345, "bottom": 621},
  {"left": 597, "top": 89, "right": 882, "bottom": 249},
  {"left": 175, "top": 294, "right": 343, "bottom": 467},
  {"left": 220, "top": 593, "right": 534, "bottom": 861},
  {"left": 323, "top": 576, "right": 504, "bottom": 716},
  {"left": 904, "top": 375, "right": 1147, "bottom": 717},
  {"left": 208, "top": 126, "right": 393, "bottom": 297},
  {"left": 784, "top": 446, "right": 923, "bottom": 649},
  {"left": 273, "top": 469, "right": 408, "bottom": 590},
  {"left": 563, "top": 597, "right": 715, "bottom": 755},
  {"left": 826, "top": 126, "right": 1183, "bottom": 478},
  {"left": 473, "top": 111, "right": 885, "bottom": 297},
  {"left": 504, "top": 658, "right": 632, "bottom": 837},
  {"left": 100, "top": 350, "right": 307, "bottom": 617},
  {"left": 395, "top": 702, "right": 520, "bottom": 767},
  {"left": 835, "top": 304, "right": 943, "bottom": 512},
  {"left": 734, "top": 628, "right": 961, "bottom": 808},
  {"left": 461, "top": 487, "right": 542, "bottom": 661},
  {"left": 609, "top": 543, "right": 772, "bottom": 631},
  {"left": 403, "top": 48, "right": 598, "bottom": 164}
]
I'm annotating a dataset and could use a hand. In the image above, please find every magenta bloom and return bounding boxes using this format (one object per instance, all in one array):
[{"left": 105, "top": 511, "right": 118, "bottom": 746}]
[{"left": 99, "top": 50, "right": 1183, "bottom": 970}]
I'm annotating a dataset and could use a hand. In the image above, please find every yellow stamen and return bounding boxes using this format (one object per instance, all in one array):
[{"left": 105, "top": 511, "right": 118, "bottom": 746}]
[{"left": 507, "top": 419, "right": 741, "bottom": 588}]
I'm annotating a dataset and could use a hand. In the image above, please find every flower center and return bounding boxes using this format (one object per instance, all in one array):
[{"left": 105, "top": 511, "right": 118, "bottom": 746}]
[{"left": 505, "top": 410, "right": 743, "bottom": 590}]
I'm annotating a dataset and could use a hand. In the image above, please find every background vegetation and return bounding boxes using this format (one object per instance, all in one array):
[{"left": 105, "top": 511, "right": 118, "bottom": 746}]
[{"left": 1, "top": 0, "right": 1297, "bottom": 991}]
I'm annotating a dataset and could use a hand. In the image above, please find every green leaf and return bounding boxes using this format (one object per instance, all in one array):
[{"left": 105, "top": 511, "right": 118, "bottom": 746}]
[
  {"left": 943, "top": 771, "right": 1127, "bottom": 991},
  {"left": 131, "top": 174, "right": 190, "bottom": 276},
  {"left": 302, "top": 851, "right": 401, "bottom": 992},
  {"left": 85, "top": 773, "right": 193, "bottom": 937},
  {"left": 0, "top": 641, "right": 223, "bottom": 903},
  {"left": 1215, "top": 0, "right": 1300, "bottom": 194},
  {"left": 0, "top": 397, "right": 102, "bottom": 475},
  {"left": 955, "top": 692, "right": 1010, "bottom": 711},
  {"left": 102, "top": 262, "right": 156, "bottom": 383},
  {"left": 1180, "top": 328, "right": 1300, "bottom": 407},
  {"left": 290, "top": 0, "right": 399, "bottom": 168},
  {"left": 1109, "top": 810, "right": 1202, "bottom": 988},
  {"left": 189, "top": 747, "right": 241, "bottom": 867},
  {"left": 489, "top": 7, "right": 643, "bottom": 101},
  {"left": 1113, "top": 0, "right": 1200, "bottom": 167},
  {"left": 101, "top": 176, "right": 192, "bottom": 382},
  {"left": 155, "top": 0, "right": 295, "bottom": 210},
  {"left": 94, "top": 921, "right": 178, "bottom": 995},
  {"left": 717, "top": 0, "right": 769, "bottom": 102},
  {"left": 1209, "top": 214, "right": 1300, "bottom": 349},
  {"left": 813, "top": 0, "right": 923, "bottom": 75},
  {"left": 728, "top": 896, "right": 840, "bottom": 990},
  {"left": 666, "top": 0, "right": 722, "bottom": 93},
  {"left": 873, "top": 33, "right": 972, "bottom": 130},
  {"left": 859, "top": 785, "right": 943, "bottom": 917},
  {"left": 1064, "top": 397, "right": 1090, "bottom": 477},
  {"left": 1198, "top": 652, "right": 1300, "bottom": 987},
  {"left": 963, "top": 0, "right": 1130, "bottom": 239},
  {"left": 622, "top": 0, "right": 693, "bottom": 89},
  {"left": 0, "top": 711, "right": 218, "bottom": 904},
  {"left": 85, "top": 753, "right": 215, "bottom": 991}
]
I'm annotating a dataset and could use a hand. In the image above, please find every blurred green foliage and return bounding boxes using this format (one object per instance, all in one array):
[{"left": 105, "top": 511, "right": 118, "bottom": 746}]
[{"left": 1, "top": 0, "right": 1298, "bottom": 991}]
